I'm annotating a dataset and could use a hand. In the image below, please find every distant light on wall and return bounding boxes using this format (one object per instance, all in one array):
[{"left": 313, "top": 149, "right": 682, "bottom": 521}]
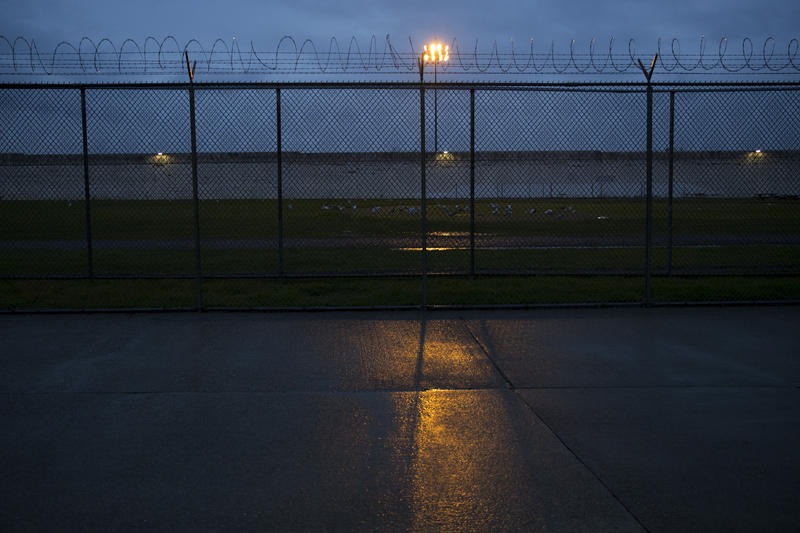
[
  {"left": 434, "top": 150, "right": 455, "bottom": 166},
  {"left": 745, "top": 149, "right": 765, "bottom": 163}
]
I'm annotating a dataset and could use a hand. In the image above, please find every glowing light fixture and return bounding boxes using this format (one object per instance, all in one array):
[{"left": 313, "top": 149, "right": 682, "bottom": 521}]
[
  {"left": 422, "top": 42, "right": 450, "bottom": 154},
  {"left": 423, "top": 43, "right": 449, "bottom": 63}
]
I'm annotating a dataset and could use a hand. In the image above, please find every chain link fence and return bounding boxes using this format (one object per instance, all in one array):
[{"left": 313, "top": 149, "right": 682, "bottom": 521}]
[{"left": 1, "top": 81, "right": 798, "bottom": 307}]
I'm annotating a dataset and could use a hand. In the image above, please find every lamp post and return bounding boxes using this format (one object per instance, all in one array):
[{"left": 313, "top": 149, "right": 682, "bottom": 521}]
[{"left": 422, "top": 43, "right": 449, "bottom": 153}]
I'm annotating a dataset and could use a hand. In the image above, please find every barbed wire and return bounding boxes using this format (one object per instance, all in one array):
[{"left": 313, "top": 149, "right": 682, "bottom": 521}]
[{"left": 1, "top": 34, "right": 798, "bottom": 79}]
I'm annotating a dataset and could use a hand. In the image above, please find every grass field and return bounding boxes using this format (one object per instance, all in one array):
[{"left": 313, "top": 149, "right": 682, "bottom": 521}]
[
  {"left": 2, "top": 276, "right": 799, "bottom": 310},
  {"left": 3, "top": 197, "right": 799, "bottom": 240},
  {"left": 2, "top": 197, "right": 798, "bottom": 308}
]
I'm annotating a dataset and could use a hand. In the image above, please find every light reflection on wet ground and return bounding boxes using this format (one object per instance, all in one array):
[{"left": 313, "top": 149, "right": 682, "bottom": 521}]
[{"left": 1, "top": 307, "right": 798, "bottom": 530}]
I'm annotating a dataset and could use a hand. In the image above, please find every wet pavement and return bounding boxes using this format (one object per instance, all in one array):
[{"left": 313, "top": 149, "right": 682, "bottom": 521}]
[{"left": 1, "top": 306, "right": 798, "bottom": 531}]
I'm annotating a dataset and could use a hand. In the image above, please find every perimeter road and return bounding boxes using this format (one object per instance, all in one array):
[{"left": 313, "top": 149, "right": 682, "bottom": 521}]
[{"left": 1, "top": 306, "right": 798, "bottom": 531}]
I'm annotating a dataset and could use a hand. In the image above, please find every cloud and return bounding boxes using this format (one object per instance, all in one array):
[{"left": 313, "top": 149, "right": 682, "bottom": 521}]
[{"left": 2, "top": 0, "right": 797, "bottom": 57}]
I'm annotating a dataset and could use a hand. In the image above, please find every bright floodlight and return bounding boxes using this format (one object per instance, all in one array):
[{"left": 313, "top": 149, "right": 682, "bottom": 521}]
[
  {"left": 423, "top": 43, "right": 449, "bottom": 63},
  {"left": 422, "top": 42, "right": 450, "bottom": 154},
  {"left": 755, "top": 149, "right": 762, "bottom": 153}
]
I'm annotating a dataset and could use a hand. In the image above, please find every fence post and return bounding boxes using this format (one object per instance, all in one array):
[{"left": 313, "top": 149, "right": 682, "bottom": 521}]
[
  {"left": 638, "top": 55, "right": 657, "bottom": 306},
  {"left": 80, "top": 87, "right": 94, "bottom": 279},
  {"left": 276, "top": 87, "right": 284, "bottom": 277},
  {"left": 645, "top": 82, "right": 653, "bottom": 304},
  {"left": 186, "top": 52, "right": 203, "bottom": 310},
  {"left": 667, "top": 90, "right": 675, "bottom": 276},
  {"left": 419, "top": 58, "right": 428, "bottom": 308},
  {"left": 470, "top": 87, "right": 476, "bottom": 277}
]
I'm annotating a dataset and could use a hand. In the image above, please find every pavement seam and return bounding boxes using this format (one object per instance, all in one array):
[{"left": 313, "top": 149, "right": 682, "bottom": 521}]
[
  {"left": 514, "top": 390, "right": 652, "bottom": 533},
  {"left": 459, "top": 317, "right": 515, "bottom": 390},
  {"left": 457, "top": 316, "right": 651, "bottom": 531}
]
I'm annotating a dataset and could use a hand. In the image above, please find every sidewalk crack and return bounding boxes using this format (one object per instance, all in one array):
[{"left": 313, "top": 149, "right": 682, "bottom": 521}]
[
  {"left": 460, "top": 317, "right": 514, "bottom": 389},
  {"left": 516, "top": 391, "right": 652, "bottom": 533}
]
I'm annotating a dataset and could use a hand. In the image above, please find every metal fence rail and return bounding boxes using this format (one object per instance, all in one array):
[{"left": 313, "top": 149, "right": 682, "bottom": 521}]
[{"left": 1, "top": 81, "right": 798, "bottom": 306}]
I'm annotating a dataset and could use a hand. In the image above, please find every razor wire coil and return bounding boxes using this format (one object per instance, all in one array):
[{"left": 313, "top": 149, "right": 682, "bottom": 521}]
[{"left": 1, "top": 34, "right": 798, "bottom": 79}]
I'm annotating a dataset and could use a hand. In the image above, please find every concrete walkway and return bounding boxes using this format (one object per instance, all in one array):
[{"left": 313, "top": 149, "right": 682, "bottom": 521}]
[{"left": 1, "top": 306, "right": 798, "bottom": 531}]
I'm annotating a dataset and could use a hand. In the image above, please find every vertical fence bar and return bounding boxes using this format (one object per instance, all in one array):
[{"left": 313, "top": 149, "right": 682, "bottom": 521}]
[
  {"left": 80, "top": 87, "right": 94, "bottom": 279},
  {"left": 637, "top": 56, "right": 657, "bottom": 305},
  {"left": 419, "top": 62, "right": 428, "bottom": 308},
  {"left": 188, "top": 82, "right": 203, "bottom": 309},
  {"left": 667, "top": 90, "right": 675, "bottom": 275},
  {"left": 469, "top": 88, "right": 476, "bottom": 277},
  {"left": 433, "top": 64, "right": 439, "bottom": 153},
  {"left": 644, "top": 82, "right": 654, "bottom": 305},
  {"left": 276, "top": 87, "right": 284, "bottom": 277}
]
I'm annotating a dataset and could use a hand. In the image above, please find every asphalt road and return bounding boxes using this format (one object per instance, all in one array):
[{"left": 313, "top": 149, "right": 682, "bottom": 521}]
[{"left": 1, "top": 306, "right": 798, "bottom": 531}]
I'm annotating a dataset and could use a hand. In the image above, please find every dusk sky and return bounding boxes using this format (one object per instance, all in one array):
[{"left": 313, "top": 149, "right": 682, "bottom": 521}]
[
  {"left": 4, "top": 0, "right": 799, "bottom": 59},
  {"left": 2, "top": 0, "right": 798, "bottom": 154}
]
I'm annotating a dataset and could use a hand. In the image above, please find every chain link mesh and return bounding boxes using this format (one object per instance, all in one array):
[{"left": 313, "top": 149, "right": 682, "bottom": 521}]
[
  {"left": 1, "top": 82, "right": 798, "bottom": 305},
  {"left": 472, "top": 87, "right": 648, "bottom": 277},
  {"left": 195, "top": 87, "right": 278, "bottom": 276},
  {"left": 281, "top": 86, "right": 421, "bottom": 276},
  {"left": 0, "top": 88, "right": 84, "bottom": 278},
  {"left": 86, "top": 87, "right": 193, "bottom": 277},
  {"left": 664, "top": 88, "right": 800, "bottom": 277},
  {"left": 424, "top": 87, "right": 472, "bottom": 274}
]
